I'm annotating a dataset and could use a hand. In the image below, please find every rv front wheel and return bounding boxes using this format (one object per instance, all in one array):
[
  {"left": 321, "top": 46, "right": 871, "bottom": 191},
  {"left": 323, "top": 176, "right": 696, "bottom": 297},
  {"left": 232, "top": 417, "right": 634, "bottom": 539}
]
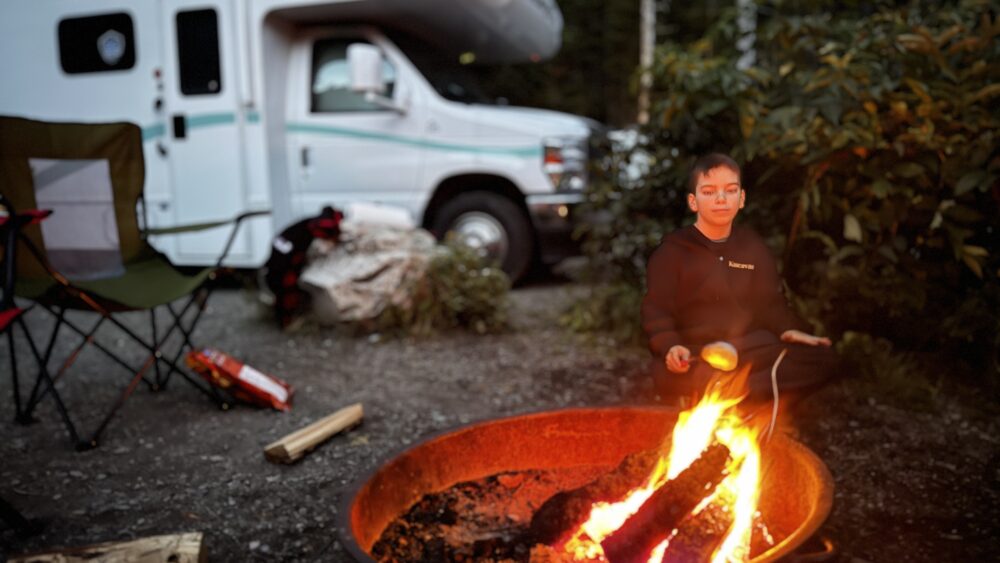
[{"left": 432, "top": 192, "right": 533, "bottom": 284}]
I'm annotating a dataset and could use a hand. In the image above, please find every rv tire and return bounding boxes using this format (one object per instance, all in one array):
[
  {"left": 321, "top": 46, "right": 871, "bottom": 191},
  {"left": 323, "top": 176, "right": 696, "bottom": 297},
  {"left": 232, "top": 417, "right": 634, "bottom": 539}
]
[{"left": 432, "top": 192, "right": 533, "bottom": 284}]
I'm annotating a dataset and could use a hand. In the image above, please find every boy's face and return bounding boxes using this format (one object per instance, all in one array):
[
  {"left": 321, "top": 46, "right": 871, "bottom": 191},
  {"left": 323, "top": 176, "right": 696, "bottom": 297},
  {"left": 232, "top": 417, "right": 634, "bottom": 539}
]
[{"left": 687, "top": 165, "right": 744, "bottom": 228}]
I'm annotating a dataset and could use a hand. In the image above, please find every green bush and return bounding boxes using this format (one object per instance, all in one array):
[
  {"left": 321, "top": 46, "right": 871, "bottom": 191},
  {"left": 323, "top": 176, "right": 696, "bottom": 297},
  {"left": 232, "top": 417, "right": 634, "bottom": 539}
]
[
  {"left": 560, "top": 281, "right": 645, "bottom": 345},
  {"left": 374, "top": 238, "right": 510, "bottom": 336},
  {"left": 574, "top": 2, "right": 1000, "bottom": 385}
]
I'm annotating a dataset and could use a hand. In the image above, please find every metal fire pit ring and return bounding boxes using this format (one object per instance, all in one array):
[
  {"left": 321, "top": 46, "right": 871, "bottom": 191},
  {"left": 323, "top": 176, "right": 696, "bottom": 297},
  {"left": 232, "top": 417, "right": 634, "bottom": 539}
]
[{"left": 336, "top": 406, "right": 834, "bottom": 562}]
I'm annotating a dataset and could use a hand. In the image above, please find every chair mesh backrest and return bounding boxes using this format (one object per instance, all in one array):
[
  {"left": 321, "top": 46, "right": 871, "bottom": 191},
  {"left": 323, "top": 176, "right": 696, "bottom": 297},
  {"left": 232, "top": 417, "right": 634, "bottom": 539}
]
[{"left": 0, "top": 116, "right": 146, "bottom": 281}]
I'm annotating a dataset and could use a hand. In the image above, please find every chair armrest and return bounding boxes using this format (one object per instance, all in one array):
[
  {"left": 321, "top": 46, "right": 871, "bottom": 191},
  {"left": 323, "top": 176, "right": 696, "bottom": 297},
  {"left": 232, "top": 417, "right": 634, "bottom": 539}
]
[{"left": 143, "top": 210, "right": 269, "bottom": 236}]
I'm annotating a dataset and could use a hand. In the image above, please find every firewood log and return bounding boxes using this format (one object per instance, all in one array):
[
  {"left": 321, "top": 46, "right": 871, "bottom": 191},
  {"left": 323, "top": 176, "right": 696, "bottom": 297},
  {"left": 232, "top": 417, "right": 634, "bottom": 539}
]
[
  {"left": 660, "top": 499, "right": 733, "bottom": 562},
  {"left": 264, "top": 403, "right": 363, "bottom": 463},
  {"left": 527, "top": 449, "right": 660, "bottom": 546},
  {"left": 7, "top": 532, "right": 204, "bottom": 562},
  {"left": 600, "top": 443, "right": 730, "bottom": 563}
]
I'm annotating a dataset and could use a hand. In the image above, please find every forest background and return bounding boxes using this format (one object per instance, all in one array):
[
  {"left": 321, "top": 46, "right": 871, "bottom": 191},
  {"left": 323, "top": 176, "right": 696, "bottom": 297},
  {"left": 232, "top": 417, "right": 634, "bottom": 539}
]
[{"left": 472, "top": 0, "right": 1000, "bottom": 397}]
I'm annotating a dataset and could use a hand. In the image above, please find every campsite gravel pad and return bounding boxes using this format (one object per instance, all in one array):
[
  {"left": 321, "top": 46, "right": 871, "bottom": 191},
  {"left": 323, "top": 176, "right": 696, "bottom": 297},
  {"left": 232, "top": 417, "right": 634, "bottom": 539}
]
[{"left": 1, "top": 283, "right": 998, "bottom": 562}]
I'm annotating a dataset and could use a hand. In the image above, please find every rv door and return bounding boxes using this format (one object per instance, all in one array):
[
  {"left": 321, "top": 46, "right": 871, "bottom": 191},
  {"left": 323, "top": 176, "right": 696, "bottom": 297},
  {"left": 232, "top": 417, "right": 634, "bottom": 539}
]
[{"left": 161, "top": 0, "right": 248, "bottom": 264}]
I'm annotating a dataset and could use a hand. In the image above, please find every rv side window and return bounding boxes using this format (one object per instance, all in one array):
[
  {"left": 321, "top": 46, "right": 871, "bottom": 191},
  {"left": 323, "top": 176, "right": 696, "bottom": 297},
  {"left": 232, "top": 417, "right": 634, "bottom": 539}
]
[
  {"left": 58, "top": 13, "right": 136, "bottom": 74},
  {"left": 311, "top": 39, "right": 395, "bottom": 113},
  {"left": 176, "top": 9, "right": 222, "bottom": 95}
]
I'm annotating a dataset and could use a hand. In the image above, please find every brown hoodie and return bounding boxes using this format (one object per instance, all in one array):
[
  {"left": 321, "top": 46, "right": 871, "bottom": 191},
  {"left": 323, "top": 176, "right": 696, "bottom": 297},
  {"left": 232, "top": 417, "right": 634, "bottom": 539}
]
[{"left": 641, "top": 224, "right": 808, "bottom": 359}]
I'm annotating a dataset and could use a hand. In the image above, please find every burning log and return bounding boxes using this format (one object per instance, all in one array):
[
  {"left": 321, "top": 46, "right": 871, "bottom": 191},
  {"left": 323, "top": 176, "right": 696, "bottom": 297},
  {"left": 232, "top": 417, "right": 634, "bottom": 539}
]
[
  {"left": 660, "top": 498, "right": 733, "bottom": 562},
  {"left": 526, "top": 449, "right": 660, "bottom": 546},
  {"left": 600, "top": 443, "right": 730, "bottom": 563}
]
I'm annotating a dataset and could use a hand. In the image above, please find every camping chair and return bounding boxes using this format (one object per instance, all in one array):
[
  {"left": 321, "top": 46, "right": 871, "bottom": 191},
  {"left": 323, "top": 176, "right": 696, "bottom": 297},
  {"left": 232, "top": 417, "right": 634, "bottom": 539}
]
[
  {"left": 0, "top": 116, "right": 267, "bottom": 450},
  {"left": 1, "top": 195, "right": 76, "bottom": 431}
]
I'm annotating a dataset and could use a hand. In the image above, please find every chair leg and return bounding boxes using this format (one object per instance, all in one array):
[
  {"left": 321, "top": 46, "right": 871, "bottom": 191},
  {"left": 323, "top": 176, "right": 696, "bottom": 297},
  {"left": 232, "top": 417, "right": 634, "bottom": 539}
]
[
  {"left": 88, "top": 301, "right": 229, "bottom": 411},
  {"left": 16, "top": 317, "right": 84, "bottom": 448},
  {"left": 150, "top": 308, "right": 163, "bottom": 389},
  {"left": 167, "top": 296, "right": 203, "bottom": 351},
  {"left": 150, "top": 299, "right": 199, "bottom": 391},
  {"left": 156, "top": 290, "right": 210, "bottom": 390},
  {"left": 157, "top": 297, "right": 232, "bottom": 410},
  {"left": 16, "top": 288, "right": 232, "bottom": 448},
  {"left": 7, "top": 328, "right": 26, "bottom": 423},
  {"left": 25, "top": 305, "right": 159, "bottom": 412},
  {"left": 81, "top": 353, "right": 159, "bottom": 450},
  {"left": 24, "top": 311, "right": 107, "bottom": 417},
  {"left": 24, "top": 306, "right": 68, "bottom": 413}
]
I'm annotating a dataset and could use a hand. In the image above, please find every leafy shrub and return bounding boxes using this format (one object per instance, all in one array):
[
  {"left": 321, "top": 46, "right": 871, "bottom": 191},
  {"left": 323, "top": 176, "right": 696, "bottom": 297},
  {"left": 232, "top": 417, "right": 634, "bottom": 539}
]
[
  {"left": 560, "top": 281, "right": 645, "bottom": 345},
  {"left": 574, "top": 2, "right": 1000, "bottom": 385},
  {"left": 374, "top": 238, "right": 509, "bottom": 336}
]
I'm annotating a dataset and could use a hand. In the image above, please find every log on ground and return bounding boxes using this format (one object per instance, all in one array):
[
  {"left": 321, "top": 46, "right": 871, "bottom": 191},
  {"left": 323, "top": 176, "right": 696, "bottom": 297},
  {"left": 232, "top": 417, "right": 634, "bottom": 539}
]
[
  {"left": 7, "top": 532, "right": 205, "bottom": 563},
  {"left": 264, "top": 403, "right": 363, "bottom": 463}
]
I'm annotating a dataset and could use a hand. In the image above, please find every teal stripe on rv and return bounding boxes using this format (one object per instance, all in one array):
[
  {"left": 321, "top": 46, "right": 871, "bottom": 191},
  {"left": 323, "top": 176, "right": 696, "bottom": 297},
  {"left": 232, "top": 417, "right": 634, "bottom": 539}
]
[
  {"left": 142, "top": 123, "right": 166, "bottom": 141},
  {"left": 187, "top": 112, "right": 236, "bottom": 128},
  {"left": 142, "top": 112, "right": 248, "bottom": 140},
  {"left": 286, "top": 122, "right": 541, "bottom": 158}
]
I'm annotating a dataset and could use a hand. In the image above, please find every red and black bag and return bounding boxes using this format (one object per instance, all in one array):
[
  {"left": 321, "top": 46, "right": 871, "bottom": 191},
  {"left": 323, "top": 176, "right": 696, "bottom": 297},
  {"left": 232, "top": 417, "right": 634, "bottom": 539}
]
[{"left": 186, "top": 348, "right": 293, "bottom": 411}]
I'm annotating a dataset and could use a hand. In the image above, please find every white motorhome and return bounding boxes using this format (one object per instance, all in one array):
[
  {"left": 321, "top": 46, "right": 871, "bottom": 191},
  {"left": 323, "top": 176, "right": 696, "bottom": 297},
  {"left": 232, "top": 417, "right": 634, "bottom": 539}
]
[{"left": 0, "top": 0, "right": 596, "bottom": 282}]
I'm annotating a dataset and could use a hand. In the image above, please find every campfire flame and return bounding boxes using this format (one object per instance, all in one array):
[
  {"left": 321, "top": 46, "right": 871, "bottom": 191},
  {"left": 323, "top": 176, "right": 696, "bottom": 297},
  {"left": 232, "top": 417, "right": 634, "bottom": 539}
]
[{"left": 562, "top": 367, "right": 764, "bottom": 562}]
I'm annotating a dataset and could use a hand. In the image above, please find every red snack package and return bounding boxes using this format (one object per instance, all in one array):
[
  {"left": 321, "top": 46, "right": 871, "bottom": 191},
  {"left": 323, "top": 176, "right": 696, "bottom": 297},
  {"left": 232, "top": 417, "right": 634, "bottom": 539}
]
[{"left": 186, "top": 348, "right": 293, "bottom": 411}]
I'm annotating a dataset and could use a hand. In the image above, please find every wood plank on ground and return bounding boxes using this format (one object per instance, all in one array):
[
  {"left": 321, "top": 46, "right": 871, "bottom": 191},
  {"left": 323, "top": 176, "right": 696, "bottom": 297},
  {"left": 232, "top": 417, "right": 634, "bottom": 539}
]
[
  {"left": 264, "top": 402, "right": 364, "bottom": 464},
  {"left": 7, "top": 531, "right": 205, "bottom": 563}
]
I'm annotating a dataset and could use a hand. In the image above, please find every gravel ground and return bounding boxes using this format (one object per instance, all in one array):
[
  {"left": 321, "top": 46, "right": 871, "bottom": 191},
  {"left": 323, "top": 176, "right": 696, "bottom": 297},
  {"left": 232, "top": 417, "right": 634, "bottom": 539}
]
[{"left": 1, "top": 282, "right": 997, "bottom": 562}]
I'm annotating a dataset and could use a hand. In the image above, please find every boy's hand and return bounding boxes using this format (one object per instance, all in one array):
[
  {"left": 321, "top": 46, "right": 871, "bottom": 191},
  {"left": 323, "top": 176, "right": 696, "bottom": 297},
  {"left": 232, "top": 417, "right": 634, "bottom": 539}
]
[
  {"left": 781, "top": 329, "right": 832, "bottom": 347},
  {"left": 666, "top": 345, "right": 692, "bottom": 373}
]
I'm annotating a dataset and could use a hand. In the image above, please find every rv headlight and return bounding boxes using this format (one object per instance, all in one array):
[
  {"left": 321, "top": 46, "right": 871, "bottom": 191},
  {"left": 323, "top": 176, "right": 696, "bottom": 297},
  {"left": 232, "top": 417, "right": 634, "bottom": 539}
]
[{"left": 542, "top": 137, "right": 588, "bottom": 192}]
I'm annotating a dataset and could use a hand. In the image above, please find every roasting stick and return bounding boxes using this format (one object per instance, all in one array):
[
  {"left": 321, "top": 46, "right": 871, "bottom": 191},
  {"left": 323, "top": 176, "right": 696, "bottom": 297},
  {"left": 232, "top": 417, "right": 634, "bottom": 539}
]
[
  {"left": 265, "top": 403, "right": 363, "bottom": 463},
  {"left": 765, "top": 349, "right": 788, "bottom": 443}
]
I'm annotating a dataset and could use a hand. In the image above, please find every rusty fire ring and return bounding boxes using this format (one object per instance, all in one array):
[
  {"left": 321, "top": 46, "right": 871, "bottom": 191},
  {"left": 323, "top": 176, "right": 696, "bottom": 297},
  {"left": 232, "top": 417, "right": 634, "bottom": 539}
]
[{"left": 335, "top": 406, "right": 834, "bottom": 562}]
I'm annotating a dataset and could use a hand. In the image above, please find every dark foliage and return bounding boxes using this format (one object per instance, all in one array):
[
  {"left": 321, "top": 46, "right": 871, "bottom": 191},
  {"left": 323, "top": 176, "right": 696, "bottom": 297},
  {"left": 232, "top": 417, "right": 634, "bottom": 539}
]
[{"left": 571, "top": 1, "right": 1000, "bottom": 386}]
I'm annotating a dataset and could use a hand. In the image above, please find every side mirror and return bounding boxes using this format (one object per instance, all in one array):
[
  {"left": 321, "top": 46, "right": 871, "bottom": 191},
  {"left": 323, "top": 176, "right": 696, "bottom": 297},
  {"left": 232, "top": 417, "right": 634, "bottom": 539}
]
[
  {"left": 347, "top": 43, "right": 407, "bottom": 114},
  {"left": 347, "top": 43, "right": 385, "bottom": 95}
]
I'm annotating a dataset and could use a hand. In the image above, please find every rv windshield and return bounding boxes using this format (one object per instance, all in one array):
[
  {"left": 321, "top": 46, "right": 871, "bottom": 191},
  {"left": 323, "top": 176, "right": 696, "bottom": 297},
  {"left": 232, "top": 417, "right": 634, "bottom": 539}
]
[{"left": 388, "top": 34, "right": 491, "bottom": 105}]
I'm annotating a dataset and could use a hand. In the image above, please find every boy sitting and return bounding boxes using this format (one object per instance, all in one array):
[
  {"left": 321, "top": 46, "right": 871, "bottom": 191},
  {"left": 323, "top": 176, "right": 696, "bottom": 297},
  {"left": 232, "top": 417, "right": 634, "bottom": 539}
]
[{"left": 641, "top": 153, "right": 838, "bottom": 404}]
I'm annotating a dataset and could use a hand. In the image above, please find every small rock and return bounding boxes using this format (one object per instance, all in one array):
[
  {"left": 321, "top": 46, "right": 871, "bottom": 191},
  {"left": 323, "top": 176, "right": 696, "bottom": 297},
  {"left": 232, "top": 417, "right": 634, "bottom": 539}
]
[{"left": 249, "top": 540, "right": 260, "bottom": 550}]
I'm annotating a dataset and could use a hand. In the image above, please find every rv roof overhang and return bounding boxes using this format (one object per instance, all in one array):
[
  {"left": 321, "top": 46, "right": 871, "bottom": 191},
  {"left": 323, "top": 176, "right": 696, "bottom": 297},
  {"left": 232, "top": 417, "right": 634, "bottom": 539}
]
[{"left": 259, "top": 0, "right": 562, "bottom": 64}]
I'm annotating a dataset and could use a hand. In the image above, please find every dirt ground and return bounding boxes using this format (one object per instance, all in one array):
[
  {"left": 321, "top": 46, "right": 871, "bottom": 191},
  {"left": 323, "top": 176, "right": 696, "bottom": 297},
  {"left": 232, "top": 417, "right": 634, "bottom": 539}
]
[{"left": 1, "top": 282, "right": 997, "bottom": 562}]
